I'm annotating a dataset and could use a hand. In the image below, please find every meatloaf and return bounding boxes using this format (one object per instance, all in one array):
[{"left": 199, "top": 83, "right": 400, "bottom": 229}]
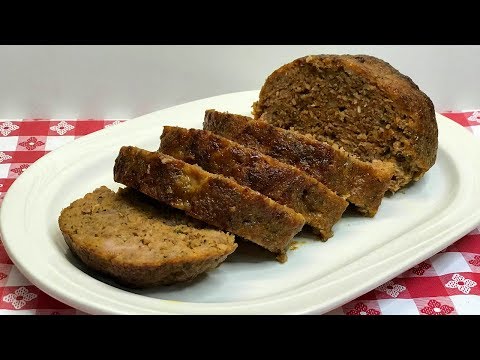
[
  {"left": 252, "top": 54, "right": 438, "bottom": 192},
  {"left": 159, "top": 126, "right": 347, "bottom": 238},
  {"left": 114, "top": 146, "right": 305, "bottom": 260},
  {"left": 204, "top": 110, "right": 394, "bottom": 216},
  {"left": 58, "top": 186, "right": 237, "bottom": 288}
]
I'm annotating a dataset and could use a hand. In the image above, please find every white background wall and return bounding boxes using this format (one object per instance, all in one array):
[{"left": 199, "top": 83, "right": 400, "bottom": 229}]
[{"left": 1, "top": 45, "right": 479, "bottom": 118}]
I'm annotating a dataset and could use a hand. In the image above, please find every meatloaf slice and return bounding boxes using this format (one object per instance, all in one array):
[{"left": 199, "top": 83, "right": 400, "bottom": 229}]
[
  {"left": 204, "top": 110, "right": 393, "bottom": 217},
  {"left": 160, "top": 126, "right": 347, "bottom": 239},
  {"left": 114, "top": 146, "right": 305, "bottom": 260},
  {"left": 58, "top": 186, "right": 237, "bottom": 288},
  {"left": 252, "top": 54, "right": 438, "bottom": 192}
]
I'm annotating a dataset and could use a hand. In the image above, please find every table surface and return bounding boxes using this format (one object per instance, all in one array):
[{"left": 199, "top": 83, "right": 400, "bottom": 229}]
[{"left": 1, "top": 112, "right": 479, "bottom": 315}]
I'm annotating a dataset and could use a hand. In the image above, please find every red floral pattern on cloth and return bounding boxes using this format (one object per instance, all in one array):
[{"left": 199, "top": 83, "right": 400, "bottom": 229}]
[
  {"left": 1, "top": 113, "right": 480, "bottom": 315},
  {"left": 346, "top": 302, "right": 381, "bottom": 315},
  {"left": 0, "top": 121, "right": 19, "bottom": 136},
  {"left": 376, "top": 281, "right": 407, "bottom": 298},
  {"left": 49, "top": 120, "right": 75, "bottom": 135},
  {"left": 0, "top": 152, "right": 12, "bottom": 163},
  {"left": 420, "top": 300, "right": 455, "bottom": 315},
  {"left": 469, "top": 256, "right": 480, "bottom": 267},
  {"left": 18, "top": 137, "right": 45, "bottom": 150},
  {"left": 411, "top": 262, "right": 432, "bottom": 275},
  {"left": 10, "top": 164, "right": 29, "bottom": 174},
  {"left": 445, "top": 273, "right": 477, "bottom": 294},
  {"left": 3, "top": 287, "right": 37, "bottom": 309},
  {"left": 467, "top": 111, "right": 480, "bottom": 123}
]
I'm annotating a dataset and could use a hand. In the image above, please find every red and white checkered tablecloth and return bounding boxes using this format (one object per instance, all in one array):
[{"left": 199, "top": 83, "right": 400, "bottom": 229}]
[{"left": 0, "top": 113, "right": 479, "bottom": 315}]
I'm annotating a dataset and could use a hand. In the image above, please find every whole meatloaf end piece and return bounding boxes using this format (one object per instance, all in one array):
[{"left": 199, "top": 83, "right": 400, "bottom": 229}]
[
  {"left": 204, "top": 110, "right": 394, "bottom": 217},
  {"left": 252, "top": 54, "right": 438, "bottom": 192},
  {"left": 58, "top": 186, "right": 237, "bottom": 288},
  {"left": 160, "top": 126, "right": 347, "bottom": 239},
  {"left": 114, "top": 146, "right": 305, "bottom": 260}
]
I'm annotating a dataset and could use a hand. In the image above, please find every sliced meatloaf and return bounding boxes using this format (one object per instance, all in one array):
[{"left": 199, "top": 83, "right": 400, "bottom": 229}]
[
  {"left": 252, "top": 55, "right": 437, "bottom": 192},
  {"left": 159, "top": 126, "right": 347, "bottom": 239},
  {"left": 204, "top": 109, "right": 394, "bottom": 216},
  {"left": 113, "top": 146, "right": 305, "bottom": 260},
  {"left": 58, "top": 186, "right": 237, "bottom": 288}
]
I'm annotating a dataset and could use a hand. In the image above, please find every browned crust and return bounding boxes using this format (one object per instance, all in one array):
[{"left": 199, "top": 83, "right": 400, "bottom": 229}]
[
  {"left": 204, "top": 110, "right": 393, "bottom": 216},
  {"left": 114, "top": 147, "right": 305, "bottom": 255},
  {"left": 252, "top": 54, "right": 438, "bottom": 191},
  {"left": 62, "top": 232, "right": 232, "bottom": 288},
  {"left": 160, "top": 126, "right": 347, "bottom": 238},
  {"left": 58, "top": 186, "right": 237, "bottom": 288}
]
